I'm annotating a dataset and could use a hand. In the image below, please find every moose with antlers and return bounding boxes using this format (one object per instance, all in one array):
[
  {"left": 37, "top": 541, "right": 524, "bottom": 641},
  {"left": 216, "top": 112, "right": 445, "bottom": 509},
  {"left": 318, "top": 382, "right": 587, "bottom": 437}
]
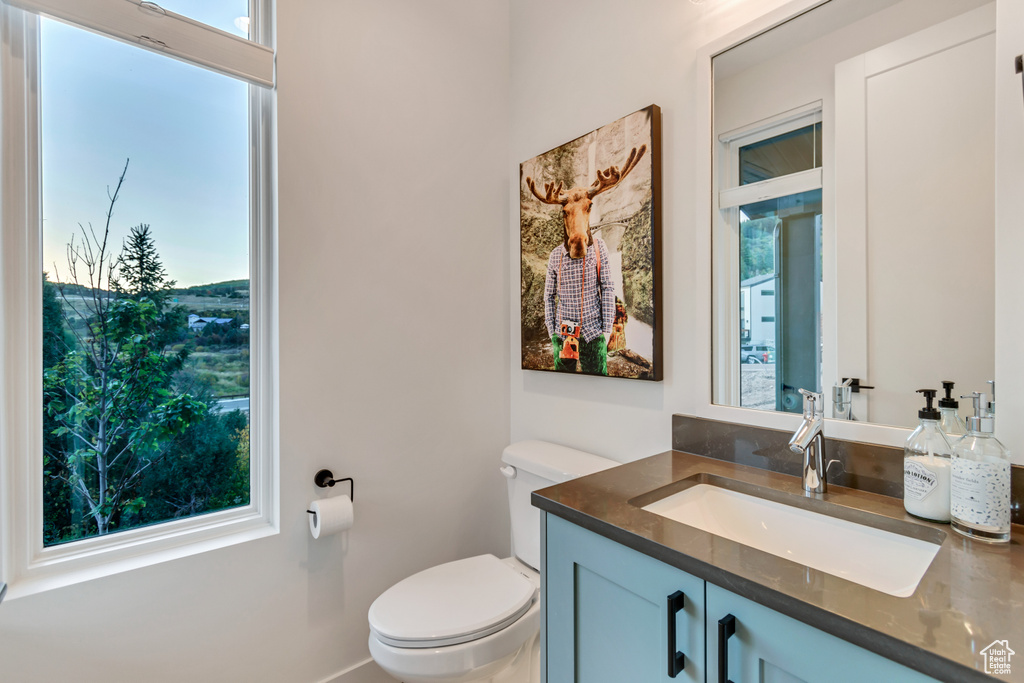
[{"left": 525, "top": 144, "right": 647, "bottom": 375}]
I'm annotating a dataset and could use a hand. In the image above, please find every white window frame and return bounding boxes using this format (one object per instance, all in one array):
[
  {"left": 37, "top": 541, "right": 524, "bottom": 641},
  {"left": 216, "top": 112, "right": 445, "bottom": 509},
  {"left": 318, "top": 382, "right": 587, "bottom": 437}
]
[
  {"left": 712, "top": 103, "right": 822, "bottom": 407},
  {"left": 0, "top": 0, "right": 278, "bottom": 598}
]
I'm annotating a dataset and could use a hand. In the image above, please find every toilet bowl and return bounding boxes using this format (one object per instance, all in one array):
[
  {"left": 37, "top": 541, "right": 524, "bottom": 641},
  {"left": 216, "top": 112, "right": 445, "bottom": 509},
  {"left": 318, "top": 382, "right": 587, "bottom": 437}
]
[
  {"left": 368, "top": 555, "right": 540, "bottom": 683},
  {"left": 367, "top": 441, "right": 618, "bottom": 683}
]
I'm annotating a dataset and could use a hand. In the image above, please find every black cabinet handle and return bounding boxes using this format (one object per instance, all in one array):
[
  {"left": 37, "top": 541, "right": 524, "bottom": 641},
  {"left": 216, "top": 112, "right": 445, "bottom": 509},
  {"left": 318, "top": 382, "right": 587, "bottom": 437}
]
[
  {"left": 718, "top": 614, "right": 737, "bottom": 683},
  {"left": 667, "top": 591, "right": 686, "bottom": 677}
]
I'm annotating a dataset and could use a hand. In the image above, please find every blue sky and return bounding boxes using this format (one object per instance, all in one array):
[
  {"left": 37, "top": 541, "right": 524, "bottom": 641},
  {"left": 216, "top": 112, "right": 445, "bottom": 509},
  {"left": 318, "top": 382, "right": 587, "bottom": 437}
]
[{"left": 41, "top": 1, "right": 253, "bottom": 288}]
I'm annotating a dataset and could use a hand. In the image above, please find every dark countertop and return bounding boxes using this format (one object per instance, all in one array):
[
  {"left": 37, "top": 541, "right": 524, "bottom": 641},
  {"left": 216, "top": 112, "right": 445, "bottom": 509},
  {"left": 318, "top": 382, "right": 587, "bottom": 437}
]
[{"left": 532, "top": 450, "right": 1024, "bottom": 683}]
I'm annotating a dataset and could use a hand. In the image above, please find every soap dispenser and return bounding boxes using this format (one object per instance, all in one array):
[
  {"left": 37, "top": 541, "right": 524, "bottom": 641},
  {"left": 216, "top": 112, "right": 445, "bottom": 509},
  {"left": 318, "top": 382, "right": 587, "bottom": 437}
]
[
  {"left": 950, "top": 392, "right": 1011, "bottom": 542},
  {"left": 903, "top": 389, "right": 953, "bottom": 523},
  {"left": 938, "top": 381, "right": 967, "bottom": 442}
]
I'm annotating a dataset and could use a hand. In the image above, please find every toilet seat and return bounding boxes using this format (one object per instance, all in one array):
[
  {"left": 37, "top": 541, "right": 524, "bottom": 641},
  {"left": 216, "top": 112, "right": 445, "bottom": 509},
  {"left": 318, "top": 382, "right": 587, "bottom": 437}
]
[{"left": 368, "top": 554, "right": 536, "bottom": 648}]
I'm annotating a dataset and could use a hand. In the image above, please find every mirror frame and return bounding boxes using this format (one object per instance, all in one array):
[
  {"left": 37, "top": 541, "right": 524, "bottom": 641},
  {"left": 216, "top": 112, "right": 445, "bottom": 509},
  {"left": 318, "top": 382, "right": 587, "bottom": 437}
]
[{"left": 693, "top": 0, "right": 948, "bottom": 449}]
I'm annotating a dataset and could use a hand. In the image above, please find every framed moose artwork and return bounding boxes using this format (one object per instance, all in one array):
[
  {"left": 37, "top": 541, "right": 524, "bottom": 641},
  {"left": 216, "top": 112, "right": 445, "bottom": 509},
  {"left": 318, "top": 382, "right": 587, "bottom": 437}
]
[{"left": 519, "top": 105, "right": 662, "bottom": 381}]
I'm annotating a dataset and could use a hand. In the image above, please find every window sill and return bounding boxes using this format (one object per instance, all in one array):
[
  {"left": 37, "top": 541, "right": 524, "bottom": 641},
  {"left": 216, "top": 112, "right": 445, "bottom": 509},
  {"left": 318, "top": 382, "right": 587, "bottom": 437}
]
[{"left": 4, "top": 508, "right": 278, "bottom": 601}]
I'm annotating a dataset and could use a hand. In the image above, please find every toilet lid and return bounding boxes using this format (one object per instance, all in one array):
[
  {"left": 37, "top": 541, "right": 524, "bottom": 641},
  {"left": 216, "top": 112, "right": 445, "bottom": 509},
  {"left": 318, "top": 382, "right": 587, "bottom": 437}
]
[{"left": 368, "top": 554, "right": 536, "bottom": 648}]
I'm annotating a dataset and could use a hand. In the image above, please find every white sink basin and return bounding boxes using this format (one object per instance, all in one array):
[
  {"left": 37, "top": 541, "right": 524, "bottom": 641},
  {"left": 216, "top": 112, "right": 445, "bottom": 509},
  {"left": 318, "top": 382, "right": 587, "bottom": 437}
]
[{"left": 641, "top": 483, "right": 941, "bottom": 598}]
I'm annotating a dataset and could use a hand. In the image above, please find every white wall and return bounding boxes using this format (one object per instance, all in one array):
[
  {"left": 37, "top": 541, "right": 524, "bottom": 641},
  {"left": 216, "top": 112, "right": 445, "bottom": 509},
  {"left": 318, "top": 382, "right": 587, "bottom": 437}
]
[
  {"left": 509, "top": 0, "right": 795, "bottom": 461},
  {"left": 0, "top": 1, "right": 511, "bottom": 682}
]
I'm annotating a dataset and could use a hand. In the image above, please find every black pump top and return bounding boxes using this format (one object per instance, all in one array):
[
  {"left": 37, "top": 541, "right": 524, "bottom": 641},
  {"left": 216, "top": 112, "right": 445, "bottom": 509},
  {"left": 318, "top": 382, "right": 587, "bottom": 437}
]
[
  {"left": 938, "top": 381, "right": 958, "bottom": 409},
  {"left": 917, "top": 389, "right": 940, "bottom": 420}
]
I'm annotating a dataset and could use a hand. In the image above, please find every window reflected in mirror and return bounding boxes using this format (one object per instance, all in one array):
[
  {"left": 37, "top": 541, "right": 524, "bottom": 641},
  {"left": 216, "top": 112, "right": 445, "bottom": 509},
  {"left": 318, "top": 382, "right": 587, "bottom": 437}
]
[{"left": 738, "top": 189, "right": 821, "bottom": 413}]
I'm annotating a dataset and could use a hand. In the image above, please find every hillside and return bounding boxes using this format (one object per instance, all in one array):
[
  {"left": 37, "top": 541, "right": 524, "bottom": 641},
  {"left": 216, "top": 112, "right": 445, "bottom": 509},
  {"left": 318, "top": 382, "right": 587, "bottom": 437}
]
[{"left": 171, "top": 279, "right": 249, "bottom": 298}]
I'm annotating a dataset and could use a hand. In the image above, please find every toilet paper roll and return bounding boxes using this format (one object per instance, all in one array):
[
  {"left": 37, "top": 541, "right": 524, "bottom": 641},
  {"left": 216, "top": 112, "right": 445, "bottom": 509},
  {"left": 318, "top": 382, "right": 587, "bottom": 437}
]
[{"left": 308, "top": 495, "right": 353, "bottom": 539}]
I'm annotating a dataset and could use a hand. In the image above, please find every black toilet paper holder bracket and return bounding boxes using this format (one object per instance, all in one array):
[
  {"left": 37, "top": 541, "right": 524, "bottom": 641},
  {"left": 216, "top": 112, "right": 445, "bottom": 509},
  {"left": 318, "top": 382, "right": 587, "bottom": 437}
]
[{"left": 312, "top": 469, "right": 353, "bottom": 500}]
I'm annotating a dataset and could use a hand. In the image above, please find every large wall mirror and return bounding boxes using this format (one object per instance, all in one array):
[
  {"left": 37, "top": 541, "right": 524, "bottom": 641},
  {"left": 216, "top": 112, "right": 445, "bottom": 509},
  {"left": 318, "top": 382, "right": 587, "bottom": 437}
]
[{"left": 712, "top": 0, "right": 995, "bottom": 430}]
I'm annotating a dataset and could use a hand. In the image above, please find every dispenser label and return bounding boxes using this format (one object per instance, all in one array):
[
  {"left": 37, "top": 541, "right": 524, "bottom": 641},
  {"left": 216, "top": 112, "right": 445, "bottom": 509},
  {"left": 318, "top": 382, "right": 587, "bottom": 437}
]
[
  {"left": 904, "top": 460, "right": 938, "bottom": 500},
  {"left": 951, "top": 459, "right": 1011, "bottom": 528}
]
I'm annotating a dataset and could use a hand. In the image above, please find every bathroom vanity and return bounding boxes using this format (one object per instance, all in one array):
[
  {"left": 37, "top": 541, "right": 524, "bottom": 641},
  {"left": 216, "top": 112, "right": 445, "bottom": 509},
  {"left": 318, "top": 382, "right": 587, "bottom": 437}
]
[
  {"left": 533, "top": 450, "right": 1023, "bottom": 683},
  {"left": 528, "top": 0, "right": 1024, "bottom": 677}
]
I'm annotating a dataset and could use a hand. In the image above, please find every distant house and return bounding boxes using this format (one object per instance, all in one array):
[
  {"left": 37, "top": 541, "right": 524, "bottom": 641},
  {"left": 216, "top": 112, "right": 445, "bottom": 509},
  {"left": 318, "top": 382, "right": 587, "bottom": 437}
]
[
  {"left": 739, "top": 273, "right": 775, "bottom": 343},
  {"left": 188, "top": 313, "right": 233, "bottom": 331}
]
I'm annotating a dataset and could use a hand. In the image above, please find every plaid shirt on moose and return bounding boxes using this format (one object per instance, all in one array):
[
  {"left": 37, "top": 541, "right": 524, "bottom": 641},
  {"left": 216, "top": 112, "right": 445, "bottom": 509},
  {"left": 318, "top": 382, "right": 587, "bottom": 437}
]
[{"left": 544, "top": 238, "right": 615, "bottom": 343}]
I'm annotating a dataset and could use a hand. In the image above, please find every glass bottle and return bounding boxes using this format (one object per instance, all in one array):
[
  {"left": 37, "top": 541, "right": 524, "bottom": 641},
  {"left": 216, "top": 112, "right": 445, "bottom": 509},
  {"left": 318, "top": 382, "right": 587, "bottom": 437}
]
[
  {"left": 904, "top": 389, "right": 952, "bottom": 523},
  {"left": 950, "top": 392, "right": 1011, "bottom": 543}
]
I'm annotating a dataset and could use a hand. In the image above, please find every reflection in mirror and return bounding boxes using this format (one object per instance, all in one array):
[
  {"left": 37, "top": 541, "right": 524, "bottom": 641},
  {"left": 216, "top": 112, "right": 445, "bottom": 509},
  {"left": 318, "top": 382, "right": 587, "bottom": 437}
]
[{"left": 712, "top": 0, "right": 995, "bottom": 429}]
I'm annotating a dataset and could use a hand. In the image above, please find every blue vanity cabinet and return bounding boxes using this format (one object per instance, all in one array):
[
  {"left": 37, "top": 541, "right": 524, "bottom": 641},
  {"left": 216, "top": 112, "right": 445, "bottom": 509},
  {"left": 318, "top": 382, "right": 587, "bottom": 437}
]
[
  {"left": 706, "top": 584, "right": 937, "bottom": 683},
  {"left": 543, "top": 514, "right": 706, "bottom": 683},
  {"left": 544, "top": 514, "right": 941, "bottom": 683}
]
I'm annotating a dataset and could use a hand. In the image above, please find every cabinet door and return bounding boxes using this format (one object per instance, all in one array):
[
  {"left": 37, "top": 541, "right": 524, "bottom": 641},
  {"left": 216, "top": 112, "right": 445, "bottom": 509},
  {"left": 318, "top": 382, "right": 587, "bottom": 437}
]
[
  {"left": 544, "top": 514, "right": 705, "bottom": 683},
  {"left": 706, "top": 584, "right": 937, "bottom": 683}
]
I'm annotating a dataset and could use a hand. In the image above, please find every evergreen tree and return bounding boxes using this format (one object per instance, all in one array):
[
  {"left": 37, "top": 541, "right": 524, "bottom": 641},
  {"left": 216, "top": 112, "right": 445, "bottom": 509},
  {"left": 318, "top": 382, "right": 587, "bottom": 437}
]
[
  {"left": 115, "top": 223, "right": 188, "bottom": 348},
  {"left": 115, "top": 224, "right": 175, "bottom": 305}
]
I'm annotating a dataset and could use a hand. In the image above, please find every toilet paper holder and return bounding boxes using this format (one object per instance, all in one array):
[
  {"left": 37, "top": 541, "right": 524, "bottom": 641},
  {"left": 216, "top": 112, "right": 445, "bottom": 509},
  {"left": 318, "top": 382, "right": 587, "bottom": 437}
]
[
  {"left": 307, "top": 470, "right": 354, "bottom": 526},
  {"left": 312, "top": 469, "right": 354, "bottom": 500}
]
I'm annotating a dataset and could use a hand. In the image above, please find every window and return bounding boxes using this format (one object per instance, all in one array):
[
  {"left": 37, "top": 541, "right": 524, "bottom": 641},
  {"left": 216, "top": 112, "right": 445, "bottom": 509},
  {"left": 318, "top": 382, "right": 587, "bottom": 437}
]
[
  {"left": 716, "top": 104, "right": 822, "bottom": 414},
  {"left": 1, "top": 0, "right": 276, "bottom": 596}
]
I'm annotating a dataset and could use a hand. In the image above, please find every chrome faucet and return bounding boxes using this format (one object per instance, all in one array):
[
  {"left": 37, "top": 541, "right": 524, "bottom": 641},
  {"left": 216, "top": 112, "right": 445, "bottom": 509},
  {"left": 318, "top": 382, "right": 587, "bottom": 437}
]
[
  {"left": 832, "top": 378, "right": 854, "bottom": 420},
  {"left": 788, "top": 389, "right": 827, "bottom": 493}
]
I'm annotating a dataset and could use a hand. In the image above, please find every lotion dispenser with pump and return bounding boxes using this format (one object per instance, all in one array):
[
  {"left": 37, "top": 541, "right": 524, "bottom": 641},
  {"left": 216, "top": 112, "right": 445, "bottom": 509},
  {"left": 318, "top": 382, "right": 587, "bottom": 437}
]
[
  {"left": 903, "top": 389, "right": 952, "bottom": 523},
  {"left": 950, "top": 392, "right": 1011, "bottom": 542},
  {"left": 938, "top": 381, "right": 967, "bottom": 442}
]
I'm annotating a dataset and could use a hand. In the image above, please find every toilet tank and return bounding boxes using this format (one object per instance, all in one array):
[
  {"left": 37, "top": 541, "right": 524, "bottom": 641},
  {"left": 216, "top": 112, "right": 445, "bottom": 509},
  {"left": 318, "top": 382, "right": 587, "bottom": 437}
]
[{"left": 501, "top": 440, "right": 618, "bottom": 571}]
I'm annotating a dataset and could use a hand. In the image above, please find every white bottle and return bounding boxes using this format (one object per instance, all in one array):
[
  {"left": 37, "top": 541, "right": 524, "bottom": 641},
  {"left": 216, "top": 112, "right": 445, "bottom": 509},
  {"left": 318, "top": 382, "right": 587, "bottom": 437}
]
[
  {"left": 903, "top": 389, "right": 952, "bottom": 523},
  {"left": 950, "top": 392, "right": 1011, "bottom": 543}
]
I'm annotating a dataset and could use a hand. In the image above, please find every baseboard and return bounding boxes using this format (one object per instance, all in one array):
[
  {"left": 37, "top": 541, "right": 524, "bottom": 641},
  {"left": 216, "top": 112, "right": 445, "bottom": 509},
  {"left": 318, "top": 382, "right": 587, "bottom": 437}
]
[{"left": 315, "top": 657, "right": 398, "bottom": 683}]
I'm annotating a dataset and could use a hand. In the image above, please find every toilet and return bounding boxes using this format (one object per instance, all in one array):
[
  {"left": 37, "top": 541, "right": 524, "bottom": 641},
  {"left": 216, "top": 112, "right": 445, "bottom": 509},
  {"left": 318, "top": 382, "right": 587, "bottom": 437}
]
[{"left": 368, "top": 440, "right": 618, "bottom": 683}]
